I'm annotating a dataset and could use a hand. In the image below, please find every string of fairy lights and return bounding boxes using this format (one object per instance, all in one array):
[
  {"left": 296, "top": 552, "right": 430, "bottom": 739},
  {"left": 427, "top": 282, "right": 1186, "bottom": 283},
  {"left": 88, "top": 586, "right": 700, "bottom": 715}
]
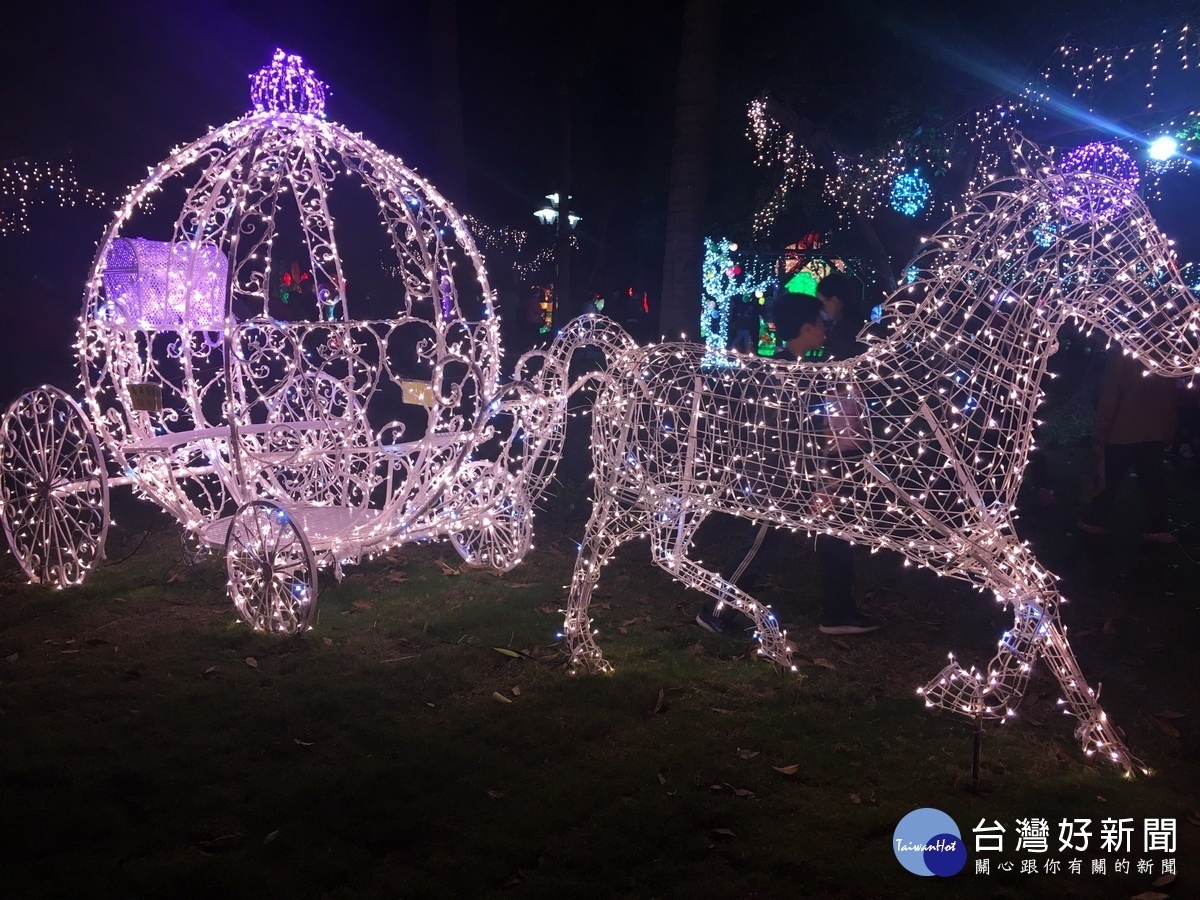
[
  {"left": 749, "top": 15, "right": 1200, "bottom": 237},
  {"left": 0, "top": 158, "right": 113, "bottom": 236},
  {"left": 460, "top": 213, "right": 575, "bottom": 285}
]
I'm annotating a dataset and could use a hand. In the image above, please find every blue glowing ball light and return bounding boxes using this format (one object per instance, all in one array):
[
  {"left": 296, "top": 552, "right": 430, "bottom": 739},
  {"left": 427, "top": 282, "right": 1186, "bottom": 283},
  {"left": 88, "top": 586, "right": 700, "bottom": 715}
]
[
  {"left": 1055, "top": 142, "right": 1140, "bottom": 223},
  {"left": 890, "top": 169, "right": 931, "bottom": 217}
]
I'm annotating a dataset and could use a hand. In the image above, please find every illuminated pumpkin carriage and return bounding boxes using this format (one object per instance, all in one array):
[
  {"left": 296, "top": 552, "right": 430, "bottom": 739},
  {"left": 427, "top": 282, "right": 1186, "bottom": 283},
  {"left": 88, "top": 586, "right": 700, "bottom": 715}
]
[{"left": 0, "top": 51, "right": 566, "bottom": 631}]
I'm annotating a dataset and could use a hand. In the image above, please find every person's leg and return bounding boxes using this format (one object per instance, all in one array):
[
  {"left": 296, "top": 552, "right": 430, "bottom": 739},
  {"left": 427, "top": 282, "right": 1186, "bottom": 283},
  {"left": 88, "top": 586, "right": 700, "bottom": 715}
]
[
  {"left": 699, "top": 520, "right": 783, "bottom": 631},
  {"left": 1131, "top": 440, "right": 1170, "bottom": 535},
  {"left": 816, "top": 535, "right": 856, "bottom": 624},
  {"left": 722, "top": 522, "right": 780, "bottom": 588},
  {"left": 1079, "top": 442, "right": 1135, "bottom": 530}
]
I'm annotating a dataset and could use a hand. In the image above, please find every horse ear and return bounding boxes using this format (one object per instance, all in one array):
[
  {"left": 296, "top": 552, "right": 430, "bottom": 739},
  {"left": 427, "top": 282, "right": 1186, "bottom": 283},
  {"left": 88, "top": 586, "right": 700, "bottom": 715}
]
[{"left": 1008, "top": 133, "right": 1055, "bottom": 179}]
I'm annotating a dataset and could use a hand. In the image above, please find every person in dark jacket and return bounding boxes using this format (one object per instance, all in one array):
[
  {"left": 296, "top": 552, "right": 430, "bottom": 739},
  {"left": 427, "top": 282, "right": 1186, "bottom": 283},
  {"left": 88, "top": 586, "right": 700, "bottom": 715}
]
[
  {"left": 1077, "top": 350, "right": 1180, "bottom": 542},
  {"left": 697, "top": 291, "right": 880, "bottom": 636}
]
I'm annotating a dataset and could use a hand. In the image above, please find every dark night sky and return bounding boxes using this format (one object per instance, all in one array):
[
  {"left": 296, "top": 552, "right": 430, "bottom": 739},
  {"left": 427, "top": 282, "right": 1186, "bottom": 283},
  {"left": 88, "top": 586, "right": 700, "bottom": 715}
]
[{"left": 2, "top": 0, "right": 1199, "bottom": 321}]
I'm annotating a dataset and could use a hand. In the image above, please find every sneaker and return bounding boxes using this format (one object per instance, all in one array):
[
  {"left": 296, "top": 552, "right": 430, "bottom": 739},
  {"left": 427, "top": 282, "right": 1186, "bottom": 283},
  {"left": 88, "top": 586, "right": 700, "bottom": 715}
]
[
  {"left": 695, "top": 607, "right": 741, "bottom": 636},
  {"left": 818, "top": 615, "right": 881, "bottom": 635},
  {"left": 1142, "top": 531, "right": 1179, "bottom": 544},
  {"left": 1076, "top": 519, "right": 1106, "bottom": 536}
]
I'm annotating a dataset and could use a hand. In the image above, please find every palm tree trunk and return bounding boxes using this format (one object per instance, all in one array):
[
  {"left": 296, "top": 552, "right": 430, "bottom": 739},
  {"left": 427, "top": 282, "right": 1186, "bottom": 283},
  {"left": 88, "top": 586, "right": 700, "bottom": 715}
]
[
  {"left": 658, "top": 0, "right": 721, "bottom": 342},
  {"left": 430, "top": 0, "right": 468, "bottom": 204}
]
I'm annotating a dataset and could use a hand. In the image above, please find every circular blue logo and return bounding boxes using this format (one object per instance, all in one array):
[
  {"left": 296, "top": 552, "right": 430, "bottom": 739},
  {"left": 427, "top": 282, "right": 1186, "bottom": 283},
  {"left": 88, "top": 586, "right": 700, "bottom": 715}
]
[{"left": 893, "top": 808, "right": 966, "bottom": 877}]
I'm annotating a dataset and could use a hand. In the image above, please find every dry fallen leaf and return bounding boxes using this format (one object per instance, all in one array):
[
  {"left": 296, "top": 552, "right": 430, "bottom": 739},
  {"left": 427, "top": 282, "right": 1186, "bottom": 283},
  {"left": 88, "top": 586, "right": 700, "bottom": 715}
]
[
  {"left": 652, "top": 688, "right": 665, "bottom": 715},
  {"left": 264, "top": 830, "right": 279, "bottom": 845},
  {"left": 492, "top": 691, "right": 512, "bottom": 704},
  {"left": 710, "top": 828, "right": 736, "bottom": 838},
  {"left": 436, "top": 560, "right": 461, "bottom": 576},
  {"left": 1150, "top": 717, "right": 1181, "bottom": 738},
  {"left": 322, "top": 637, "right": 333, "bottom": 646},
  {"left": 812, "top": 658, "right": 837, "bottom": 670},
  {"left": 352, "top": 599, "right": 372, "bottom": 610},
  {"left": 197, "top": 833, "right": 241, "bottom": 853},
  {"left": 728, "top": 786, "right": 755, "bottom": 798},
  {"left": 736, "top": 748, "right": 759, "bottom": 760},
  {"left": 1151, "top": 873, "right": 1176, "bottom": 887},
  {"left": 511, "top": 686, "right": 521, "bottom": 697},
  {"left": 5, "top": 653, "right": 18, "bottom": 663},
  {"left": 293, "top": 738, "right": 313, "bottom": 747},
  {"left": 493, "top": 647, "right": 521, "bottom": 658},
  {"left": 850, "top": 793, "right": 862, "bottom": 804},
  {"left": 202, "top": 665, "right": 218, "bottom": 677},
  {"left": 657, "top": 772, "right": 667, "bottom": 785},
  {"left": 833, "top": 639, "right": 851, "bottom": 651},
  {"left": 773, "top": 764, "right": 800, "bottom": 776},
  {"left": 245, "top": 657, "right": 258, "bottom": 668},
  {"left": 1154, "top": 709, "right": 1185, "bottom": 719},
  {"left": 485, "top": 789, "right": 504, "bottom": 799},
  {"left": 618, "top": 616, "right": 650, "bottom": 627},
  {"left": 1131, "top": 892, "right": 1170, "bottom": 900}
]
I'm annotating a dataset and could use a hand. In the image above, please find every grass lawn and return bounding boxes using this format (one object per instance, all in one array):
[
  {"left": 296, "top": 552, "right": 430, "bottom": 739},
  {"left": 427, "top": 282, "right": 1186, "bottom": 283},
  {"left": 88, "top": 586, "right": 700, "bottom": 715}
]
[{"left": 1, "top": 444, "right": 1197, "bottom": 899}]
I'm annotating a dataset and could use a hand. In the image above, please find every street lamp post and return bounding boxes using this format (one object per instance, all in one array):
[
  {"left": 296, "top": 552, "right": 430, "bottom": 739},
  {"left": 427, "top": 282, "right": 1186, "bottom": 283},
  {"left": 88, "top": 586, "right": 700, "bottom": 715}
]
[{"left": 533, "top": 193, "right": 580, "bottom": 326}]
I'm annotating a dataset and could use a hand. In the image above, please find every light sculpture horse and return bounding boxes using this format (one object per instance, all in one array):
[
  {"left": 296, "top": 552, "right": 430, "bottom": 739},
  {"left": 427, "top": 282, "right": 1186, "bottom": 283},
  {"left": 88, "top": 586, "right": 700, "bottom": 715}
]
[{"left": 555, "top": 141, "right": 1199, "bottom": 775}]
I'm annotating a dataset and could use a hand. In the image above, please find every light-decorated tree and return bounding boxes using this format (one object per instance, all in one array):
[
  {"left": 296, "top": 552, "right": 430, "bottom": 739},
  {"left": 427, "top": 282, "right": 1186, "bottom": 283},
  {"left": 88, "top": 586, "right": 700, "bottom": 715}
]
[{"left": 699, "top": 236, "right": 773, "bottom": 365}]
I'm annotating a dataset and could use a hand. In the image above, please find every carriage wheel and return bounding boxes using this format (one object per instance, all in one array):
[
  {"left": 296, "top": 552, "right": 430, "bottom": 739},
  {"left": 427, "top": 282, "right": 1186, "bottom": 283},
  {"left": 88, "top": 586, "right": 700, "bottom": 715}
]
[
  {"left": 0, "top": 386, "right": 109, "bottom": 586},
  {"left": 180, "top": 529, "right": 211, "bottom": 567},
  {"left": 450, "top": 492, "right": 534, "bottom": 573},
  {"left": 224, "top": 501, "right": 318, "bottom": 634}
]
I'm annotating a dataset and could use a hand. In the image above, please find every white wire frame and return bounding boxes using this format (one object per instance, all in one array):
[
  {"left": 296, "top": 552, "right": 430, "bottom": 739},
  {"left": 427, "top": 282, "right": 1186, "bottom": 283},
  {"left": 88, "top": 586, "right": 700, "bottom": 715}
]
[
  {"left": 57, "top": 56, "right": 564, "bottom": 583},
  {"left": 551, "top": 139, "right": 1200, "bottom": 775}
]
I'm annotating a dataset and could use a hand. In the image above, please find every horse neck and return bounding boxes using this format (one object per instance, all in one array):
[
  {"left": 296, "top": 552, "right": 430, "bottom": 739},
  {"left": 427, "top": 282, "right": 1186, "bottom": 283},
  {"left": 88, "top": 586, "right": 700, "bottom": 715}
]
[
  {"left": 879, "top": 293, "right": 1060, "bottom": 391},
  {"left": 873, "top": 295, "right": 1061, "bottom": 485}
]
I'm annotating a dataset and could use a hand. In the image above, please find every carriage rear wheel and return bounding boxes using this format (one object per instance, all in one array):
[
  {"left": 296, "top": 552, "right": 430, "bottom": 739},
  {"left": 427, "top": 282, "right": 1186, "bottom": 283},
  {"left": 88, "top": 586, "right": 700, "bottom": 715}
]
[
  {"left": 0, "top": 386, "right": 109, "bottom": 586},
  {"left": 224, "top": 500, "right": 318, "bottom": 634}
]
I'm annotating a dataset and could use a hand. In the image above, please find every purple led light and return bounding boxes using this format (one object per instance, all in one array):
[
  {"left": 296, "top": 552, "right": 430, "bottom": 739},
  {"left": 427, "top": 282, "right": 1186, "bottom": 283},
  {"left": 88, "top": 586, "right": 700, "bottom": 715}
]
[
  {"left": 249, "top": 49, "right": 327, "bottom": 117},
  {"left": 1054, "top": 142, "right": 1139, "bottom": 223},
  {"left": 439, "top": 272, "right": 455, "bottom": 320}
]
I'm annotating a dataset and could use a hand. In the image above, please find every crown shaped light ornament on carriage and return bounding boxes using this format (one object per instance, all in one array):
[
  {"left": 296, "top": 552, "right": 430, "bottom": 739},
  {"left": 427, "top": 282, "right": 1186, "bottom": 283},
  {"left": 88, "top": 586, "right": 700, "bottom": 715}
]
[{"left": 249, "top": 49, "right": 328, "bottom": 117}]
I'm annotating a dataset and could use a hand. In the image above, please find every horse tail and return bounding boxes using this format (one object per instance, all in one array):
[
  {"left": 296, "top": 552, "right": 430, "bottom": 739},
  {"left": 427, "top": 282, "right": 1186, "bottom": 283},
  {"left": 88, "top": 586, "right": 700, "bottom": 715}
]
[
  {"left": 493, "top": 315, "right": 635, "bottom": 531},
  {"left": 517, "top": 313, "right": 637, "bottom": 399}
]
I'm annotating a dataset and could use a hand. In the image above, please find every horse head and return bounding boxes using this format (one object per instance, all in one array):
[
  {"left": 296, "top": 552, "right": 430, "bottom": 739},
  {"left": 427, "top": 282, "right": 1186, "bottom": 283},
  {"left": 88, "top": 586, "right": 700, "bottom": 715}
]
[
  {"left": 873, "top": 136, "right": 1199, "bottom": 384},
  {"left": 1020, "top": 136, "right": 1199, "bottom": 379}
]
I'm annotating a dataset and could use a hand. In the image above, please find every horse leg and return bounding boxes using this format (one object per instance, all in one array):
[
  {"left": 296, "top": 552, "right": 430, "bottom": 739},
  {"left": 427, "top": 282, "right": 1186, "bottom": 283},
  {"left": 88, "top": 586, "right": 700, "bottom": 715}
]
[
  {"left": 919, "top": 556, "right": 1144, "bottom": 775},
  {"left": 562, "top": 489, "right": 642, "bottom": 674},
  {"left": 648, "top": 501, "right": 795, "bottom": 671}
]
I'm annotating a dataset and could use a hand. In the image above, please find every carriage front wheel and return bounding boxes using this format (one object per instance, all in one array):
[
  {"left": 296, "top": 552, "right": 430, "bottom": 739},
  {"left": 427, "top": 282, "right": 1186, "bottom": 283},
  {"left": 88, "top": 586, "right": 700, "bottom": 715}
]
[
  {"left": 448, "top": 466, "right": 534, "bottom": 572},
  {"left": 224, "top": 500, "right": 318, "bottom": 634},
  {"left": 0, "top": 386, "right": 109, "bottom": 586}
]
